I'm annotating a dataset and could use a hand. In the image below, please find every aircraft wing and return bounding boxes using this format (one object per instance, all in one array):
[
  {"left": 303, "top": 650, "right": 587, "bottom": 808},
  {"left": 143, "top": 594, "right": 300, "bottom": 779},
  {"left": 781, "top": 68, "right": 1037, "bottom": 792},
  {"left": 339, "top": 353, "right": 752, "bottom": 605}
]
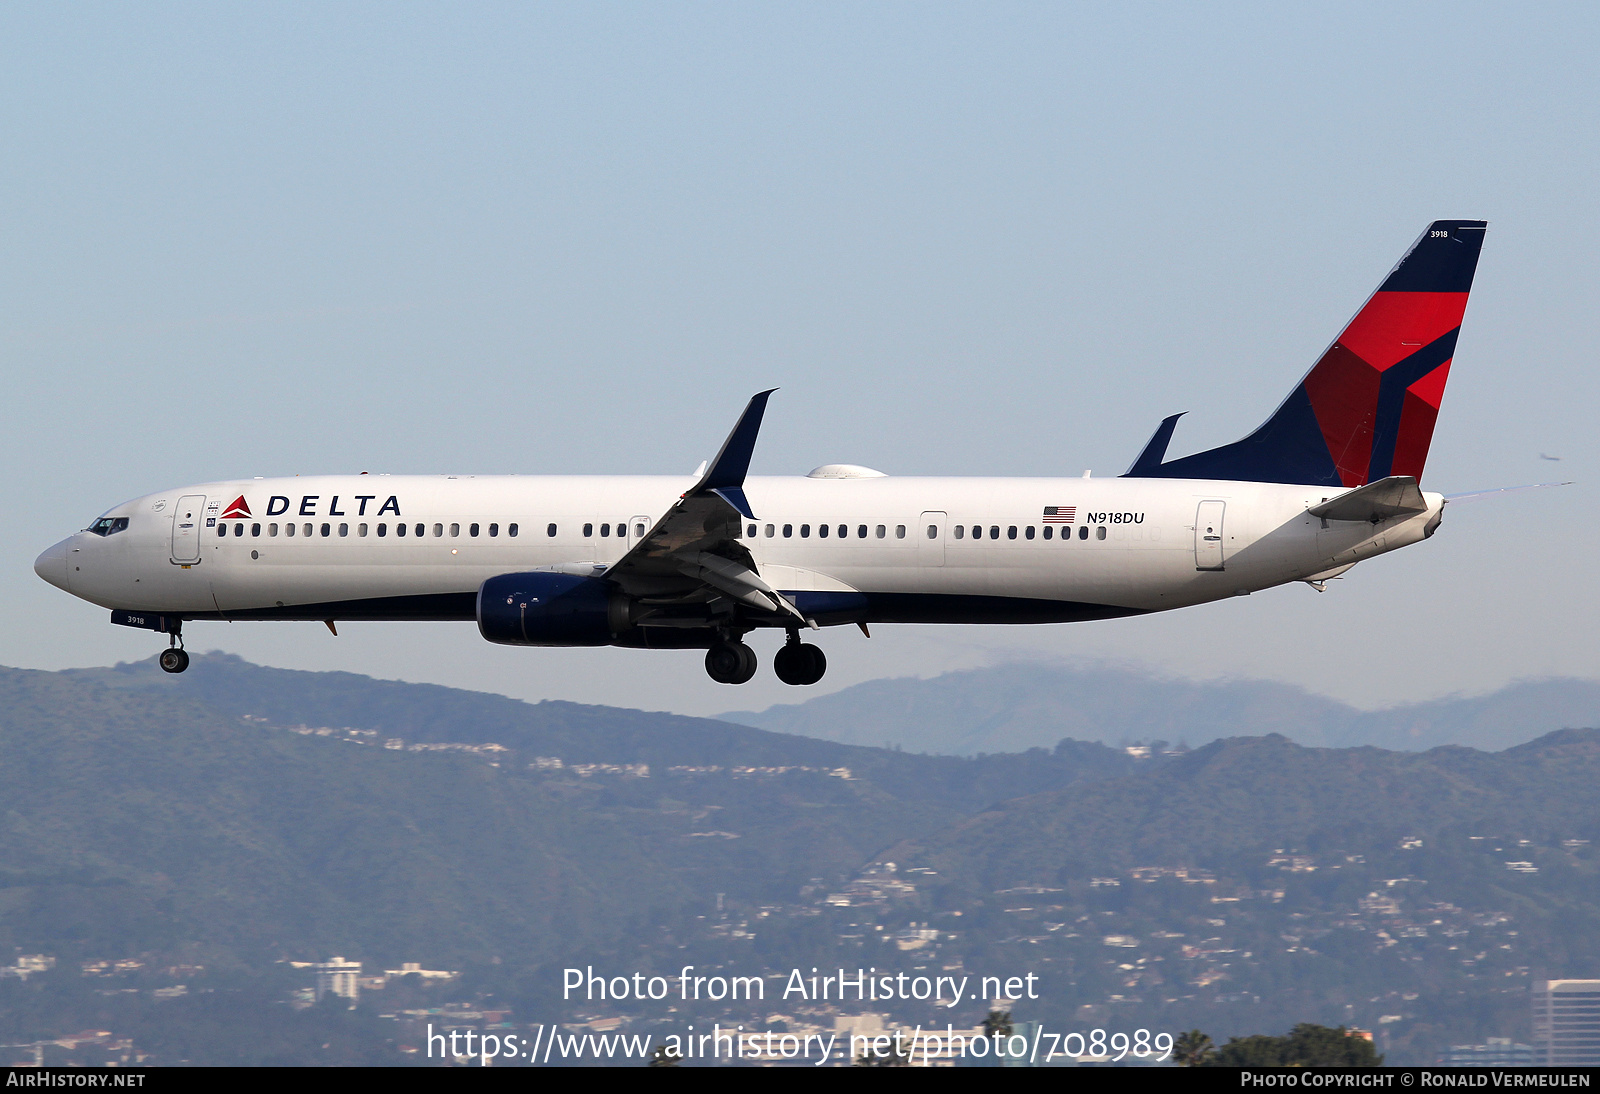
[{"left": 601, "top": 391, "right": 810, "bottom": 626}]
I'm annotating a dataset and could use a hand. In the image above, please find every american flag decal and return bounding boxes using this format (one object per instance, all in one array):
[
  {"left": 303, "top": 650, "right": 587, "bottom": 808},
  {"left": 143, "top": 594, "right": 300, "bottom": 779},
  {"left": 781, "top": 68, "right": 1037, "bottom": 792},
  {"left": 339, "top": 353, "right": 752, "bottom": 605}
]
[{"left": 1042, "top": 506, "right": 1076, "bottom": 523}]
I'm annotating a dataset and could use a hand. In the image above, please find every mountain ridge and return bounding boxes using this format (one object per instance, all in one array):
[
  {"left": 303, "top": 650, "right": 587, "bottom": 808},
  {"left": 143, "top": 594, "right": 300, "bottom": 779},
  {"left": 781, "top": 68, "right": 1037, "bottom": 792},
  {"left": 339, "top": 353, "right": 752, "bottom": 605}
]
[{"left": 721, "top": 662, "right": 1600, "bottom": 754}]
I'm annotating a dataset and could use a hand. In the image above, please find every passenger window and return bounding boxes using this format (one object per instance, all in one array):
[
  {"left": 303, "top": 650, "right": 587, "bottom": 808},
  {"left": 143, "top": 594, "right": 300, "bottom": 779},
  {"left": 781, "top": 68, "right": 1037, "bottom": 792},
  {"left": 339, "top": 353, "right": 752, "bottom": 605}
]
[
  {"left": 989, "top": 525, "right": 1000, "bottom": 539},
  {"left": 801, "top": 524, "right": 811, "bottom": 538},
  {"left": 1042, "top": 526, "right": 1051, "bottom": 539},
  {"left": 232, "top": 523, "right": 242, "bottom": 536},
  {"left": 954, "top": 525, "right": 964, "bottom": 539},
  {"left": 765, "top": 524, "right": 775, "bottom": 537},
  {"left": 633, "top": 524, "right": 643, "bottom": 537},
  {"left": 895, "top": 525, "right": 906, "bottom": 539},
  {"left": 307, "top": 524, "right": 316, "bottom": 537},
  {"left": 600, "top": 524, "right": 610, "bottom": 537},
  {"left": 875, "top": 525, "right": 885, "bottom": 539},
  {"left": 414, "top": 523, "right": 423, "bottom": 537},
  {"left": 858, "top": 525, "right": 867, "bottom": 539},
  {"left": 339, "top": 523, "right": 349, "bottom": 537},
  {"left": 1097, "top": 526, "right": 1107, "bottom": 540},
  {"left": 432, "top": 523, "right": 443, "bottom": 537},
  {"left": 547, "top": 524, "right": 557, "bottom": 537},
  {"left": 470, "top": 523, "right": 480, "bottom": 537},
  {"left": 818, "top": 524, "right": 828, "bottom": 538},
  {"left": 217, "top": 524, "right": 227, "bottom": 537},
  {"left": 321, "top": 523, "right": 331, "bottom": 537},
  {"left": 839, "top": 525, "right": 847, "bottom": 538},
  {"left": 748, "top": 524, "right": 757, "bottom": 538},
  {"left": 583, "top": 523, "right": 593, "bottom": 537},
  {"left": 377, "top": 523, "right": 386, "bottom": 537},
  {"left": 450, "top": 523, "right": 460, "bottom": 537},
  {"left": 1079, "top": 525, "right": 1088, "bottom": 540},
  {"left": 286, "top": 522, "right": 296, "bottom": 537},
  {"left": 926, "top": 524, "right": 938, "bottom": 539},
  {"left": 489, "top": 523, "right": 500, "bottom": 537},
  {"left": 358, "top": 523, "right": 368, "bottom": 537},
  {"left": 395, "top": 523, "right": 405, "bottom": 537},
  {"left": 1008, "top": 526, "right": 1017, "bottom": 540},
  {"left": 509, "top": 524, "right": 518, "bottom": 537},
  {"left": 1025, "top": 526, "right": 1035, "bottom": 540},
  {"left": 971, "top": 525, "right": 981, "bottom": 540},
  {"left": 269, "top": 523, "right": 279, "bottom": 537},
  {"left": 783, "top": 524, "right": 793, "bottom": 538},
  {"left": 252, "top": 523, "right": 261, "bottom": 537}
]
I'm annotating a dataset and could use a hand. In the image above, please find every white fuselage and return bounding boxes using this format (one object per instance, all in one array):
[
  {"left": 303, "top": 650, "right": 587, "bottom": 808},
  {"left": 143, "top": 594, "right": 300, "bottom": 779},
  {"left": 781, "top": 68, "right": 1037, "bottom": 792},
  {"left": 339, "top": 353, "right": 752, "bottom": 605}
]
[{"left": 36, "top": 472, "right": 1444, "bottom": 626}]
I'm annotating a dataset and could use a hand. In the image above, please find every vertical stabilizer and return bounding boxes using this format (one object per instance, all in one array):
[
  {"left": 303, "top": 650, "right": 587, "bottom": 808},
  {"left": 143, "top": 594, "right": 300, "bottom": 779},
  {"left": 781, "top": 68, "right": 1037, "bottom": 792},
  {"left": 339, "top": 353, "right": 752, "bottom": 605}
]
[{"left": 1126, "top": 220, "right": 1486, "bottom": 487}]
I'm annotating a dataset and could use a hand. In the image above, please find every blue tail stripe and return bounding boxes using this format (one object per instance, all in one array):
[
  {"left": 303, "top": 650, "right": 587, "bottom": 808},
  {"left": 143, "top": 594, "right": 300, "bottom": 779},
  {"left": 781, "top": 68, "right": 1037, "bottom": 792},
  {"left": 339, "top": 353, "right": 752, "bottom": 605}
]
[{"left": 1367, "top": 330, "right": 1459, "bottom": 480}]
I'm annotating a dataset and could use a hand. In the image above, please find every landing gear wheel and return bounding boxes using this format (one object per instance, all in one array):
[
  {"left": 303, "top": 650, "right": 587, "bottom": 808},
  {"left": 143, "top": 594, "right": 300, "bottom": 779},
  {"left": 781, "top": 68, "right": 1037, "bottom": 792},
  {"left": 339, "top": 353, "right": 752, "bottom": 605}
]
[
  {"left": 705, "top": 641, "right": 757, "bottom": 685},
  {"left": 773, "top": 641, "right": 826, "bottom": 685},
  {"left": 159, "top": 648, "right": 190, "bottom": 674}
]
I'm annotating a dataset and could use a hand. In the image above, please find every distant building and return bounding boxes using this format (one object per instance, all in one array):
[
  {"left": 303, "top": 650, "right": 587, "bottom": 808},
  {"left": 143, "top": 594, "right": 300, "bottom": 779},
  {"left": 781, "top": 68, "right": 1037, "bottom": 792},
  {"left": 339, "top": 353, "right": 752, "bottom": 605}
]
[
  {"left": 1358, "top": 892, "right": 1402, "bottom": 916},
  {"left": 383, "top": 961, "right": 458, "bottom": 981},
  {"left": 1439, "top": 1038, "right": 1535, "bottom": 1066},
  {"left": 895, "top": 924, "right": 939, "bottom": 951},
  {"left": 1533, "top": 979, "right": 1600, "bottom": 1065},
  {"left": 4, "top": 954, "right": 56, "bottom": 980},
  {"left": 315, "top": 957, "right": 361, "bottom": 1003}
]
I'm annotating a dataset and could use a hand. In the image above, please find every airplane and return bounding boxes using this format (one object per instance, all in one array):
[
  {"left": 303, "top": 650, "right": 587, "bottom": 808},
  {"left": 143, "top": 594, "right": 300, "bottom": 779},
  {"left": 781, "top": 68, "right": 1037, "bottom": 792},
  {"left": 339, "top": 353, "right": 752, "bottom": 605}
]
[{"left": 36, "top": 220, "right": 1487, "bottom": 686}]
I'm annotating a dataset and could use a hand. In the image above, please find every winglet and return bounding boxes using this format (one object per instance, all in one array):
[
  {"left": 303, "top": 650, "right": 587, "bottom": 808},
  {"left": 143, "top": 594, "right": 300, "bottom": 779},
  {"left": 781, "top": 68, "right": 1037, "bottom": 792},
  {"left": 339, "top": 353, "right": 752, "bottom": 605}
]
[
  {"left": 689, "top": 389, "right": 776, "bottom": 518},
  {"left": 1124, "top": 413, "right": 1185, "bottom": 477}
]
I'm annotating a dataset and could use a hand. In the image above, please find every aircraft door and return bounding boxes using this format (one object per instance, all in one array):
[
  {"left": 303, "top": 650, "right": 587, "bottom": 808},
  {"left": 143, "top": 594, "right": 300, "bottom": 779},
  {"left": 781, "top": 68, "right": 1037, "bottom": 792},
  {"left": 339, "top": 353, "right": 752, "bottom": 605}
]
[
  {"left": 171, "top": 494, "right": 207, "bottom": 564},
  {"left": 627, "top": 515, "right": 652, "bottom": 550},
  {"left": 1194, "top": 500, "right": 1225, "bottom": 571},
  {"left": 919, "top": 511, "right": 947, "bottom": 567}
]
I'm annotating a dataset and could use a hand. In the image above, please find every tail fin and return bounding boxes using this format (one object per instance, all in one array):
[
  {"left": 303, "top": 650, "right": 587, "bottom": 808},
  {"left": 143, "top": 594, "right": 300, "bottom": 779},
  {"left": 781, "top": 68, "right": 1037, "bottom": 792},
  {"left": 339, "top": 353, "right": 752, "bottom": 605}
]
[{"left": 1126, "top": 220, "right": 1487, "bottom": 487}]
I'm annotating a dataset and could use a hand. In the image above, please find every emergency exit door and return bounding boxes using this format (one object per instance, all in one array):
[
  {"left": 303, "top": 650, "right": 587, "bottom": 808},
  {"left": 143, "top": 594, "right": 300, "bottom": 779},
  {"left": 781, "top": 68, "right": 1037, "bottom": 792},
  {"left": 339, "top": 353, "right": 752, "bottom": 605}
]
[
  {"left": 919, "top": 511, "right": 947, "bottom": 566},
  {"left": 1194, "top": 500, "right": 1226, "bottom": 571},
  {"left": 627, "top": 515, "right": 652, "bottom": 549}
]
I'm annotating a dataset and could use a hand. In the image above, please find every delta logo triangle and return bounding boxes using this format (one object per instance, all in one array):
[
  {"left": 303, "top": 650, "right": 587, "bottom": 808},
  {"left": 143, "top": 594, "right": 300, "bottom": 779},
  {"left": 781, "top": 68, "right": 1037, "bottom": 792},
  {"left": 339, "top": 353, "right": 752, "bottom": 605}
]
[{"left": 220, "top": 496, "right": 252, "bottom": 519}]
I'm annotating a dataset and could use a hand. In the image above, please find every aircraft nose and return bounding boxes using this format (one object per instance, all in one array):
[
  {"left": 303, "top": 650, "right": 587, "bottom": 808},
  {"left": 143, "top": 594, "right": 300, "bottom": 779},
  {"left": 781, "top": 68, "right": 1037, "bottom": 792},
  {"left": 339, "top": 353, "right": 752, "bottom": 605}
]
[{"left": 33, "top": 539, "right": 70, "bottom": 591}]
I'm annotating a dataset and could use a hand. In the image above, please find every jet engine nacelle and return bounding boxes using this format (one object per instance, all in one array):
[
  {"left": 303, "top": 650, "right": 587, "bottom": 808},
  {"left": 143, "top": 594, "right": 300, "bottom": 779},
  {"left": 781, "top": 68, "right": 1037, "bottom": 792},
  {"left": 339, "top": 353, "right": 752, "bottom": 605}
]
[{"left": 476, "top": 571, "right": 628, "bottom": 647}]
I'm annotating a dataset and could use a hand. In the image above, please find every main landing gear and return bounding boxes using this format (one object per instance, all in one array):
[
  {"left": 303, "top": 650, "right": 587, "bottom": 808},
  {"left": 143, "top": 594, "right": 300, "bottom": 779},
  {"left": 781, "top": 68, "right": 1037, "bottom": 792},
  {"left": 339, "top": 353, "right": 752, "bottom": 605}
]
[
  {"left": 705, "top": 640, "right": 758, "bottom": 685},
  {"left": 773, "top": 634, "right": 826, "bottom": 686},
  {"left": 703, "top": 633, "right": 827, "bottom": 685},
  {"left": 158, "top": 628, "right": 189, "bottom": 674}
]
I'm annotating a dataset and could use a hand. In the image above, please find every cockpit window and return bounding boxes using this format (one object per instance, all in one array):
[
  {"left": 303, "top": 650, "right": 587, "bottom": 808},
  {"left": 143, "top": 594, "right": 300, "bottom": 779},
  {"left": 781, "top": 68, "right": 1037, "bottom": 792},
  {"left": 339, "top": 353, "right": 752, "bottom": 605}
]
[{"left": 87, "top": 517, "right": 129, "bottom": 537}]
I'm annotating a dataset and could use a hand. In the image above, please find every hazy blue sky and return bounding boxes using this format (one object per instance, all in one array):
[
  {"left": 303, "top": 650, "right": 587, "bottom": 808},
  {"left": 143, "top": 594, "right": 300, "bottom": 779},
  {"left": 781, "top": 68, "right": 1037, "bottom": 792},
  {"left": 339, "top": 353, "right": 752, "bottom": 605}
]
[{"left": 3, "top": 3, "right": 1596, "bottom": 716}]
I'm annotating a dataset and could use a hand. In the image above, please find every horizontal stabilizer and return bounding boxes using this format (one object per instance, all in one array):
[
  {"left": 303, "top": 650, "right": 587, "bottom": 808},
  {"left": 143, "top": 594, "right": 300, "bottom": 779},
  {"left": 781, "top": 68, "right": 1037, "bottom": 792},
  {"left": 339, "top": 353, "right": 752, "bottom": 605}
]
[{"left": 1309, "top": 475, "right": 1427, "bottom": 522}]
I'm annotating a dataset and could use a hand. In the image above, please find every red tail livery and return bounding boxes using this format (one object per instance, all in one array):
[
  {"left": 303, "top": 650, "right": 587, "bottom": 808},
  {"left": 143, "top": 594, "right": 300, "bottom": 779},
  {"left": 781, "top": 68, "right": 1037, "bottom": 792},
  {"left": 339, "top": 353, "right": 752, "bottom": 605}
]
[{"left": 1127, "top": 220, "right": 1486, "bottom": 487}]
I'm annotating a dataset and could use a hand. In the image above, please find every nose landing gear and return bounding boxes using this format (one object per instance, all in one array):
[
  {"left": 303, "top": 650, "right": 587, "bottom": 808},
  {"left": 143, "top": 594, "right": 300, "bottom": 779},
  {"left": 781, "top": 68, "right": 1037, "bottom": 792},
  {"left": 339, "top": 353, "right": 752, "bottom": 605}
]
[
  {"left": 158, "top": 628, "right": 189, "bottom": 674},
  {"left": 773, "top": 633, "right": 826, "bottom": 686},
  {"left": 705, "top": 640, "right": 758, "bottom": 684}
]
